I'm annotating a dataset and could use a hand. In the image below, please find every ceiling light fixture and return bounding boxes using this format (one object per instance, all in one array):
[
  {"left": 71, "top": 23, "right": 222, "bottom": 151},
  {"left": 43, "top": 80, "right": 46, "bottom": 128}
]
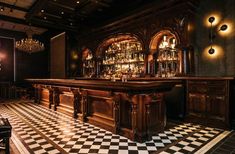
[
  {"left": 61, "top": 11, "right": 64, "bottom": 14},
  {"left": 16, "top": 26, "right": 45, "bottom": 53},
  {"left": 41, "top": 9, "right": 44, "bottom": 13},
  {"left": 76, "top": 1, "right": 80, "bottom": 4},
  {"left": 44, "top": 16, "right": 47, "bottom": 20}
]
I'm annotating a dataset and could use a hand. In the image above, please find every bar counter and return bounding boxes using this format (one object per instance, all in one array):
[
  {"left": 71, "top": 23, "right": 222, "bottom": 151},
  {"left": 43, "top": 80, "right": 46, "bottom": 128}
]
[
  {"left": 26, "top": 77, "right": 235, "bottom": 141},
  {"left": 26, "top": 78, "right": 179, "bottom": 142}
]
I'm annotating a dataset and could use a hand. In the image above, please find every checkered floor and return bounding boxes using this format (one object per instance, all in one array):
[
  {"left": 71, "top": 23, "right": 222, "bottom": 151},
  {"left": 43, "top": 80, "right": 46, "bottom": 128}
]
[{"left": 0, "top": 100, "right": 229, "bottom": 154}]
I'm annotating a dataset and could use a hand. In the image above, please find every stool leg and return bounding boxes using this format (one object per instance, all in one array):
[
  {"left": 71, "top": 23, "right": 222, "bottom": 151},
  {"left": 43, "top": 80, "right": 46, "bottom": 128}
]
[{"left": 5, "top": 138, "right": 10, "bottom": 154}]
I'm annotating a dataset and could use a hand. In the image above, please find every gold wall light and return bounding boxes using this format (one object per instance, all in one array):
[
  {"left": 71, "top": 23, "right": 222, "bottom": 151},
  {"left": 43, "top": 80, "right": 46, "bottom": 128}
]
[{"left": 208, "top": 16, "right": 228, "bottom": 54}]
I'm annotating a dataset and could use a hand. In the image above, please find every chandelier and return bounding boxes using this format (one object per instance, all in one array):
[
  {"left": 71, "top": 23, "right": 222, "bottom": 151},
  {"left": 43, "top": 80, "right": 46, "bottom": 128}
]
[{"left": 16, "top": 27, "right": 45, "bottom": 53}]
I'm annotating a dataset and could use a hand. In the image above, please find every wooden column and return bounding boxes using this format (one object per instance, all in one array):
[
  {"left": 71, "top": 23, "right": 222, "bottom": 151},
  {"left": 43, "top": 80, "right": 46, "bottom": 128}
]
[
  {"left": 71, "top": 88, "right": 81, "bottom": 118},
  {"left": 53, "top": 87, "right": 60, "bottom": 111},
  {"left": 131, "top": 101, "right": 138, "bottom": 140},
  {"left": 145, "top": 102, "right": 151, "bottom": 140},
  {"left": 80, "top": 90, "right": 88, "bottom": 122},
  {"left": 127, "top": 93, "right": 165, "bottom": 142},
  {"left": 33, "top": 84, "right": 42, "bottom": 104},
  {"left": 47, "top": 86, "right": 53, "bottom": 109},
  {"left": 112, "top": 93, "right": 120, "bottom": 134}
]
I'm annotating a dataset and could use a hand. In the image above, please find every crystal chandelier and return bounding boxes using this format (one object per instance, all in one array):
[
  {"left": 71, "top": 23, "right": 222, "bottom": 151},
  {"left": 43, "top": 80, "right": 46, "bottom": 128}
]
[{"left": 16, "top": 27, "right": 45, "bottom": 53}]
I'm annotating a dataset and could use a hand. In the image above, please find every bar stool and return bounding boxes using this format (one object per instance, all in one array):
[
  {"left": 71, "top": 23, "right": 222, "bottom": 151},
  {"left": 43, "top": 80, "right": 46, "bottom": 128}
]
[{"left": 0, "top": 116, "right": 12, "bottom": 154}]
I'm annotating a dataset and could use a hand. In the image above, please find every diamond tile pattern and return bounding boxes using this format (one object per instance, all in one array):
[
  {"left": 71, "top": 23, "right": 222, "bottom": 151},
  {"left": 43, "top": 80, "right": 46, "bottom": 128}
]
[{"left": 0, "top": 100, "right": 225, "bottom": 154}]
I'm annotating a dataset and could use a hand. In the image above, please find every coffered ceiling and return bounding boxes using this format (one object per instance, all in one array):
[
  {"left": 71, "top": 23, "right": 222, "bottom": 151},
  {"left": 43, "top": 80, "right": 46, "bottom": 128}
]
[
  {"left": 0, "top": 0, "right": 160, "bottom": 33},
  {"left": 0, "top": 0, "right": 199, "bottom": 34}
]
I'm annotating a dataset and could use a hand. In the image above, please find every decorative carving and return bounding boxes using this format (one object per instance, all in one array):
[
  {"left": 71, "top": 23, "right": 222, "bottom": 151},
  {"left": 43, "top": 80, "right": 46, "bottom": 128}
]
[
  {"left": 131, "top": 102, "right": 138, "bottom": 139},
  {"left": 47, "top": 86, "right": 53, "bottom": 109},
  {"left": 33, "top": 84, "right": 42, "bottom": 104},
  {"left": 145, "top": 103, "right": 151, "bottom": 139},
  {"left": 80, "top": 90, "right": 88, "bottom": 121},
  {"left": 52, "top": 87, "right": 60, "bottom": 111},
  {"left": 70, "top": 88, "right": 82, "bottom": 118},
  {"left": 112, "top": 93, "right": 120, "bottom": 133}
]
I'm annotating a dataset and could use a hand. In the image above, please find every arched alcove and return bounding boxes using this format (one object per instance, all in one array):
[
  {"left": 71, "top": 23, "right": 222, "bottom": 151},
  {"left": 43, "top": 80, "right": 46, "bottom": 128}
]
[
  {"left": 96, "top": 33, "right": 145, "bottom": 78},
  {"left": 149, "top": 30, "right": 182, "bottom": 77},
  {"left": 149, "top": 30, "right": 179, "bottom": 54},
  {"left": 96, "top": 33, "right": 143, "bottom": 56}
]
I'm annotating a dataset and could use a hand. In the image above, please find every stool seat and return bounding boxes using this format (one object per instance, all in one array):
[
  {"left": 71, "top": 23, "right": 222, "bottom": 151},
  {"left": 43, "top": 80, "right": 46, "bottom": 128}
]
[
  {"left": 0, "top": 118, "right": 12, "bottom": 154},
  {"left": 0, "top": 118, "right": 11, "bottom": 138}
]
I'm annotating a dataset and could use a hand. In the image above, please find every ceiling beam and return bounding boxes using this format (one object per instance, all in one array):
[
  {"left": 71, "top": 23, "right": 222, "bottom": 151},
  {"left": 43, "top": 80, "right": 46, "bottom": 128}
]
[
  {"left": 0, "top": 14, "right": 47, "bottom": 33},
  {"left": 25, "top": 0, "right": 48, "bottom": 22},
  {"left": 30, "top": 17, "right": 78, "bottom": 32},
  {"left": 90, "top": 0, "right": 110, "bottom": 7},
  {"left": 74, "top": 0, "right": 91, "bottom": 17},
  {"left": 43, "top": 12, "right": 62, "bottom": 20},
  {"left": 0, "top": 14, "right": 27, "bottom": 25},
  {"left": 48, "top": 1, "right": 74, "bottom": 11},
  {"left": 47, "top": 1, "right": 87, "bottom": 17},
  {"left": 0, "top": 14, "right": 76, "bottom": 33},
  {"left": 0, "top": 2, "right": 28, "bottom": 12}
]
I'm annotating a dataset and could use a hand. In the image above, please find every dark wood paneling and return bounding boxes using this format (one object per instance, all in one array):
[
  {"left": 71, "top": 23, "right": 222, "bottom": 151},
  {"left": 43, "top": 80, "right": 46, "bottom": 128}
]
[
  {"left": 50, "top": 32, "right": 66, "bottom": 78},
  {"left": 29, "top": 79, "right": 175, "bottom": 142},
  {"left": 88, "top": 96, "right": 113, "bottom": 118},
  {"left": 186, "top": 79, "right": 232, "bottom": 129},
  {"left": 0, "top": 29, "right": 49, "bottom": 82},
  {"left": 0, "top": 37, "right": 14, "bottom": 81},
  {"left": 41, "top": 88, "right": 50, "bottom": 107},
  {"left": 60, "top": 92, "right": 73, "bottom": 107},
  {"left": 120, "top": 99, "right": 132, "bottom": 129},
  {"left": 58, "top": 92, "right": 74, "bottom": 116}
]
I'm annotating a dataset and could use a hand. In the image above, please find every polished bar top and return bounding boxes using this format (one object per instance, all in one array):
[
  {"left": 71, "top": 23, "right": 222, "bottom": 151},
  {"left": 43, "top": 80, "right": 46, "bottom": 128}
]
[
  {"left": 25, "top": 78, "right": 179, "bottom": 93},
  {"left": 75, "top": 76, "right": 235, "bottom": 81},
  {"left": 26, "top": 76, "right": 235, "bottom": 92}
]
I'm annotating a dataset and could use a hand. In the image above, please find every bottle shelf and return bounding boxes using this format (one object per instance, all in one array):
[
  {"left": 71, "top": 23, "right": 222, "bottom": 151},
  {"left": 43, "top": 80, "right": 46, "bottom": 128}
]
[
  {"left": 103, "top": 61, "right": 144, "bottom": 66},
  {"left": 99, "top": 38, "right": 145, "bottom": 79},
  {"left": 154, "top": 36, "right": 180, "bottom": 78}
]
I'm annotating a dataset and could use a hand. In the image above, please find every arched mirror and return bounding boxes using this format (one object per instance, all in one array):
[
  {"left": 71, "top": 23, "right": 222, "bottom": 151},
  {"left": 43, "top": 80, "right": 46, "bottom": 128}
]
[
  {"left": 149, "top": 30, "right": 182, "bottom": 77},
  {"left": 97, "top": 34, "right": 145, "bottom": 79}
]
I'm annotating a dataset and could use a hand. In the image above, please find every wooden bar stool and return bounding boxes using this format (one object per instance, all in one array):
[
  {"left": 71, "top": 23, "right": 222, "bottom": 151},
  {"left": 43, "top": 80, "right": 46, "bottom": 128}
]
[{"left": 0, "top": 117, "right": 12, "bottom": 154}]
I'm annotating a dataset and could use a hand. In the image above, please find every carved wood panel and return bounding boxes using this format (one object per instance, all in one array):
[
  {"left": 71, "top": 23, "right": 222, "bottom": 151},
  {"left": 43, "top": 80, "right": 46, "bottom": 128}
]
[
  {"left": 41, "top": 88, "right": 49, "bottom": 102},
  {"left": 87, "top": 96, "right": 114, "bottom": 119},
  {"left": 70, "top": 1, "right": 197, "bottom": 77}
]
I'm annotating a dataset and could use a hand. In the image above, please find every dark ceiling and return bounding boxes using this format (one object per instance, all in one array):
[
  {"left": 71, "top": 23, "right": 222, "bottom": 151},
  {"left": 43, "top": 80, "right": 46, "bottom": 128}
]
[
  {"left": 1, "top": 0, "right": 200, "bottom": 34},
  {"left": 0, "top": 0, "right": 159, "bottom": 33}
]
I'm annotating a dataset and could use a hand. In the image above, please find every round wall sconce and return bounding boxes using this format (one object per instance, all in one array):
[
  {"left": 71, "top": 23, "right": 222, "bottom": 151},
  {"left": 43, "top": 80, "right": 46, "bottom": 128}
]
[
  {"left": 208, "top": 16, "right": 228, "bottom": 54},
  {"left": 219, "top": 24, "right": 228, "bottom": 31},
  {"left": 208, "top": 16, "right": 215, "bottom": 23},
  {"left": 208, "top": 47, "right": 215, "bottom": 54}
]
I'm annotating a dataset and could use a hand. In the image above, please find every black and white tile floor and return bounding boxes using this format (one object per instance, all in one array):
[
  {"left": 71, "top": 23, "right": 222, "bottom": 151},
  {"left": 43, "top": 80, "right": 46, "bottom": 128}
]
[{"left": 0, "top": 100, "right": 231, "bottom": 154}]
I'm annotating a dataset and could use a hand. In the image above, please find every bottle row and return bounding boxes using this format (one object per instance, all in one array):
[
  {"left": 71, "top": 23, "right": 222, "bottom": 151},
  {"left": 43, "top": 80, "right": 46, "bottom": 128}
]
[{"left": 82, "top": 34, "right": 180, "bottom": 79}]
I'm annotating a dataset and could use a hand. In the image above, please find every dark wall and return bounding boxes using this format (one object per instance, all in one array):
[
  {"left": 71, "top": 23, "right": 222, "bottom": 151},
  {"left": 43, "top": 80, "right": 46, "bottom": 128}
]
[
  {"left": 69, "top": 0, "right": 235, "bottom": 78},
  {"left": 0, "top": 36, "right": 14, "bottom": 81},
  {"left": 0, "top": 28, "right": 49, "bottom": 82},
  {"left": 2, "top": 0, "right": 233, "bottom": 80},
  {"left": 70, "top": 0, "right": 197, "bottom": 77},
  {"left": 193, "top": 0, "right": 235, "bottom": 76},
  {"left": 66, "top": 32, "right": 80, "bottom": 78},
  {"left": 50, "top": 32, "right": 66, "bottom": 78}
]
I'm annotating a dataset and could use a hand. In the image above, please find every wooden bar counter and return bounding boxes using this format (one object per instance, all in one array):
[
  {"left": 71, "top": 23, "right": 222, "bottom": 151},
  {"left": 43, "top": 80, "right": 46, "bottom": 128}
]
[{"left": 26, "top": 79, "right": 178, "bottom": 142}]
